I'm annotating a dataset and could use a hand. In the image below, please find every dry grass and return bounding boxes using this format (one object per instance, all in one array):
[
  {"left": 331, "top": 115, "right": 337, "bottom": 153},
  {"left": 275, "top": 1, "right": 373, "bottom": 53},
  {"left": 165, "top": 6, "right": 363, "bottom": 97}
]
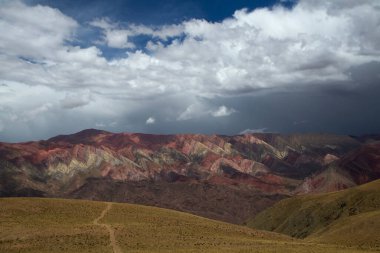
[
  {"left": 0, "top": 197, "right": 378, "bottom": 253},
  {"left": 308, "top": 210, "right": 380, "bottom": 249},
  {"left": 247, "top": 179, "right": 380, "bottom": 251},
  {"left": 0, "top": 198, "right": 110, "bottom": 253}
]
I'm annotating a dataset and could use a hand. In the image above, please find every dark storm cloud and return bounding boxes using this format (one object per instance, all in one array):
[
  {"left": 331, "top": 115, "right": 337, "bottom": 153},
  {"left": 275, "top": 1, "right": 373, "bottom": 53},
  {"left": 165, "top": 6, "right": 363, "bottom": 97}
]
[
  {"left": 111, "top": 61, "right": 380, "bottom": 136},
  {"left": 214, "top": 62, "right": 380, "bottom": 136}
]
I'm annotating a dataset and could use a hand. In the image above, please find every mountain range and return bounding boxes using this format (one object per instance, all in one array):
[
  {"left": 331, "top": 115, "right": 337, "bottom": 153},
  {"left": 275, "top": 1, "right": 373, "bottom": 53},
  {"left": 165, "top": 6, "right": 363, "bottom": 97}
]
[{"left": 1, "top": 129, "right": 379, "bottom": 224}]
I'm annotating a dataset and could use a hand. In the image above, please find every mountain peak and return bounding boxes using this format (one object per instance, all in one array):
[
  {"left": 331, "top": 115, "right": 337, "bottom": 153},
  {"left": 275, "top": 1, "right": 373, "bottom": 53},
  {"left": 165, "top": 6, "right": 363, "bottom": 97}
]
[{"left": 47, "top": 128, "right": 110, "bottom": 143}]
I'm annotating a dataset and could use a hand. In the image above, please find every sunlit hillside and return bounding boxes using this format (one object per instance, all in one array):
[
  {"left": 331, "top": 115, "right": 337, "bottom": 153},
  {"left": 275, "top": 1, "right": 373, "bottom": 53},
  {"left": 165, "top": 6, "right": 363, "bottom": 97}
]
[
  {"left": 0, "top": 198, "right": 377, "bottom": 253},
  {"left": 248, "top": 179, "right": 380, "bottom": 250}
]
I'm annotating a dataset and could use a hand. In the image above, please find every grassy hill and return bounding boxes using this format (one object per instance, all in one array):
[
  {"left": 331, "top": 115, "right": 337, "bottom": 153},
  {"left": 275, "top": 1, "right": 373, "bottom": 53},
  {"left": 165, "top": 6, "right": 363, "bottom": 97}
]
[
  {"left": 247, "top": 179, "right": 380, "bottom": 249},
  {"left": 308, "top": 210, "right": 380, "bottom": 248},
  {"left": 0, "top": 198, "right": 377, "bottom": 253}
]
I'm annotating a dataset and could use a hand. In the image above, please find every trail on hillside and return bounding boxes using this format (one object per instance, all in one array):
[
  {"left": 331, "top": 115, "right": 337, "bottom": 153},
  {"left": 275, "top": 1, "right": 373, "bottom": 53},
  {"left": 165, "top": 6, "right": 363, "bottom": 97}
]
[{"left": 93, "top": 202, "right": 123, "bottom": 253}]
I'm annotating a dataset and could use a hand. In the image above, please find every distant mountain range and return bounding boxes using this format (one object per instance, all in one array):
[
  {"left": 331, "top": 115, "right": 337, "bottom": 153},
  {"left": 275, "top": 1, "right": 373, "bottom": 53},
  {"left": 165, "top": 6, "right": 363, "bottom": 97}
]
[{"left": 1, "top": 129, "right": 379, "bottom": 224}]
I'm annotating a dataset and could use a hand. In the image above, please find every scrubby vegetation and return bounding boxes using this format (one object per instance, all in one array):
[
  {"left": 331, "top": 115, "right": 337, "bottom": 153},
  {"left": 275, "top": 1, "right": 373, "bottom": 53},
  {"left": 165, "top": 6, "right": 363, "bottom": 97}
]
[
  {"left": 0, "top": 198, "right": 110, "bottom": 253},
  {"left": 248, "top": 179, "right": 380, "bottom": 250},
  {"left": 0, "top": 197, "right": 378, "bottom": 253}
]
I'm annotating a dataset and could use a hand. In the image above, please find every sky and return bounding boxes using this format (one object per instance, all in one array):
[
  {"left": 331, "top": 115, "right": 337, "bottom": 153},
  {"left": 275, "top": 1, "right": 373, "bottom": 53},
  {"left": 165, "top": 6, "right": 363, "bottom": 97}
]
[{"left": 0, "top": 0, "right": 380, "bottom": 142}]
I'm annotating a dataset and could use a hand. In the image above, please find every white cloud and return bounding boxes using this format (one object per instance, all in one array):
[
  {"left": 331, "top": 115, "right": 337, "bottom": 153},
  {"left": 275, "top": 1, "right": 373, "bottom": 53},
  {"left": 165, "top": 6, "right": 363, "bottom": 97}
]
[
  {"left": 0, "top": 81, "right": 59, "bottom": 123},
  {"left": 90, "top": 18, "right": 184, "bottom": 49},
  {"left": 177, "top": 104, "right": 205, "bottom": 121},
  {"left": 177, "top": 104, "right": 236, "bottom": 120},
  {"left": 60, "top": 90, "right": 92, "bottom": 109},
  {"left": 25, "top": 103, "right": 53, "bottom": 120},
  {"left": 95, "top": 122, "right": 106, "bottom": 128},
  {"left": 210, "top": 106, "right": 237, "bottom": 117},
  {"left": 96, "top": 121, "right": 117, "bottom": 128},
  {"left": 0, "top": 0, "right": 77, "bottom": 59},
  {"left": 146, "top": 117, "right": 155, "bottom": 124},
  {"left": 2, "top": 0, "right": 380, "bottom": 99},
  {"left": 90, "top": 18, "right": 135, "bottom": 49},
  {"left": 240, "top": 128, "right": 268, "bottom": 134}
]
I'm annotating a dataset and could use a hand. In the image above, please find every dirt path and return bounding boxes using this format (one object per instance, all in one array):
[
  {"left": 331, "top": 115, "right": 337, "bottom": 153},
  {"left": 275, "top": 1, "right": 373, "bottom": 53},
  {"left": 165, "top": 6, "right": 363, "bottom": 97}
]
[{"left": 93, "top": 202, "right": 123, "bottom": 253}]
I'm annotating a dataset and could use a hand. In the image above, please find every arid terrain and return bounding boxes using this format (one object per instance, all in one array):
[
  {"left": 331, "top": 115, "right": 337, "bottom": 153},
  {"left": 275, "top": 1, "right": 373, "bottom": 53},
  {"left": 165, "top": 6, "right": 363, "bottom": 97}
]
[
  {"left": 0, "top": 196, "right": 378, "bottom": 253},
  {"left": 248, "top": 179, "right": 380, "bottom": 249},
  {"left": 1, "top": 130, "right": 380, "bottom": 223},
  {"left": 2, "top": 0, "right": 380, "bottom": 252},
  {"left": 0, "top": 131, "right": 379, "bottom": 252}
]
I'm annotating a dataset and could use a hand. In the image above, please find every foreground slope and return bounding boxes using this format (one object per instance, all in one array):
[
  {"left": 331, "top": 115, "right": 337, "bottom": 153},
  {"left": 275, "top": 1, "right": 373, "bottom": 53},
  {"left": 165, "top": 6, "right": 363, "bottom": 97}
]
[
  {"left": 248, "top": 179, "right": 380, "bottom": 249},
  {"left": 308, "top": 210, "right": 380, "bottom": 248},
  {"left": 0, "top": 198, "right": 375, "bottom": 253}
]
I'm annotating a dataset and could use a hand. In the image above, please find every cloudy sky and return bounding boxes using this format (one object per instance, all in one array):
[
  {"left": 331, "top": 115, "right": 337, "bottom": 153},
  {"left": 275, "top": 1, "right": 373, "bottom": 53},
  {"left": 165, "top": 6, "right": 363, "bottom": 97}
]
[{"left": 0, "top": 0, "right": 380, "bottom": 142}]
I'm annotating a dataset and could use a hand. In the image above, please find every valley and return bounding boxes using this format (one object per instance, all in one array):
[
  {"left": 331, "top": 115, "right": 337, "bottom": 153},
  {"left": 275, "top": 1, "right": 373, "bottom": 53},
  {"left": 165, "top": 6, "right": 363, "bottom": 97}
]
[
  {"left": 0, "top": 130, "right": 379, "bottom": 252},
  {"left": 1, "top": 130, "right": 379, "bottom": 224}
]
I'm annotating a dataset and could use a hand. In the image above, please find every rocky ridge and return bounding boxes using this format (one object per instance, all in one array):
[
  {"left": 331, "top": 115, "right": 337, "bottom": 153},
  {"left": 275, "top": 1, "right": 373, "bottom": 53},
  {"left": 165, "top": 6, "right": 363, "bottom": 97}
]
[{"left": 0, "top": 129, "right": 379, "bottom": 223}]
